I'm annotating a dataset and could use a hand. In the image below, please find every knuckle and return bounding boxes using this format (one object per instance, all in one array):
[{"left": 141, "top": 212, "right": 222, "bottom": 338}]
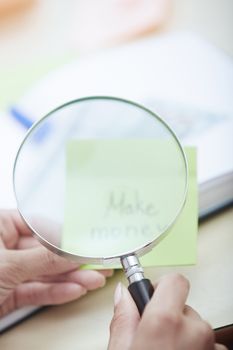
[
  {"left": 21, "top": 284, "right": 36, "bottom": 305},
  {"left": 0, "top": 252, "right": 21, "bottom": 288},
  {"left": 168, "top": 273, "right": 190, "bottom": 290},
  {"left": 156, "top": 310, "right": 182, "bottom": 330},
  {"left": 191, "top": 320, "right": 214, "bottom": 346},
  {"left": 44, "top": 249, "right": 59, "bottom": 268},
  {"left": 141, "top": 310, "right": 182, "bottom": 340}
]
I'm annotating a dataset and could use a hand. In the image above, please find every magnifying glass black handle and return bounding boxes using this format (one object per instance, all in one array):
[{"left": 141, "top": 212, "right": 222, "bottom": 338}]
[{"left": 128, "top": 278, "right": 154, "bottom": 316}]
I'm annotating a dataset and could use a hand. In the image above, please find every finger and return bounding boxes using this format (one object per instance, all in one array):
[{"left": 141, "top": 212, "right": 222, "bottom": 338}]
[
  {"left": 15, "top": 282, "right": 87, "bottom": 307},
  {"left": 108, "top": 283, "right": 140, "bottom": 350},
  {"left": 214, "top": 344, "right": 228, "bottom": 350},
  {"left": 36, "top": 270, "right": 107, "bottom": 290},
  {"left": 26, "top": 215, "right": 61, "bottom": 246},
  {"left": 17, "top": 236, "right": 41, "bottom": 249},
  {"left": 0, "top": 232, "right": 6, "bottom": 248},
  {"left": 180, "top": 318, "right": 215, "bottom": 350},
  {"left": 1, "top": 246, "right": 79, "bottom": 288},
  {"left": 184, "top": 305, "right": 202, "bottom": 320},
  {"left": 0, "top": 210, "right": 21, "bottom": 248},
  {"left": 7, "top": 210, "right": 61, "bottom": 247},
  {"left": 144, "top": 273, "right": 190, "bottom": 316},
  {"left": 10, "top": 210, "right": 33, "bottom": 236},
  {"left": 98, "top": 269, "right": 114, "bottom": 278}
]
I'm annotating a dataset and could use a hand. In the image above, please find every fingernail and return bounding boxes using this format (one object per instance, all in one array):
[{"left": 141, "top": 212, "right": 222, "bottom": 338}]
[
  {"left": 80, "top": 287, "right": 87, "bottom": 296},
  {"left": 99, "top": 275, "right": 106, "bottom": 288},
  {"left": 82, "top": 289, "right": 87, "bottom": 296},
  {"left": 106, "top": 269, "right": 114, "bottom": 277},
  {"left": 114, "top": 282, "right": 122, "bottom": 306}
]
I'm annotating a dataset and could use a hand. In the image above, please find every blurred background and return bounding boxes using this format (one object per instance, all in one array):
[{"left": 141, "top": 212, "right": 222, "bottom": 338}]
[
  {"left": 0, "top": 0, "right": 233, "bottom": 211},
  {"left": 0, "top": 0, "right": 233, "bottom": 109}
]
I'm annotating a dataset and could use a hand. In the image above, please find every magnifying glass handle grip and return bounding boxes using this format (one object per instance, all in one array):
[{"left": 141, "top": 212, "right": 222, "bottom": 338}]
[{"left": 128, "top": 278, "right": 154, "bottom": 316}]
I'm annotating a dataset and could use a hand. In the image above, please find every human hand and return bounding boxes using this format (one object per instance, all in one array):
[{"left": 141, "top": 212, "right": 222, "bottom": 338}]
[
  {"left": 108, "top": 273, "right": 227, "bottom": 350},
  {"left": 0, "top": 210, "right": 112, "bottom": 317}
]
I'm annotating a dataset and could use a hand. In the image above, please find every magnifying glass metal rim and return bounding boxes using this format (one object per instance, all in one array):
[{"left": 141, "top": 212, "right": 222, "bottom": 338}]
[{"left": 13, "top": 95, "right": 188, "bottom": 265}]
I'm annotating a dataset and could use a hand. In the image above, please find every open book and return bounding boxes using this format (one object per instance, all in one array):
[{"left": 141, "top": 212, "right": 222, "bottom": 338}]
[
  {"left": 143, "top": 98, "right": 233, "bottom": 218},
  {"left": 2, "top": 31, "right": 232, "bottom": 217}
]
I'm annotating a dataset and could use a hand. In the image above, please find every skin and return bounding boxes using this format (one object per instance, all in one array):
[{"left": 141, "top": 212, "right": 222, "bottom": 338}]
[
  {"left": 0, "top": 210, "right": 228, "bottom": 349},
  {"left": 108, "top": 273, "right": 228, "bottom": 350},
  {"left": 0, "top": 210, "right": 113, "bottom": 317}
]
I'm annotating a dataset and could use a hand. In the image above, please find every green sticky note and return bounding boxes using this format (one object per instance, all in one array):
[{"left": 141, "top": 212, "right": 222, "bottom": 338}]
[
  {"left": 141, "top": 146, "right": 197, "bottom": 266},
  {"left": 63, "top": 140, "right": 197, "bottom": 267}
]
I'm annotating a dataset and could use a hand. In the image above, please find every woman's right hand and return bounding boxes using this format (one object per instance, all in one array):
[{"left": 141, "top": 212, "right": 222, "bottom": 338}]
[{"left": 108, "top": 273, "right": 227, "bottom": 350}]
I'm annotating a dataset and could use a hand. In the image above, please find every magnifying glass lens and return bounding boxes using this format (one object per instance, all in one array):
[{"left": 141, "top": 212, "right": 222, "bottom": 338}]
[{"left": 14, "top": 97, "right": 187, "bottom": 263}]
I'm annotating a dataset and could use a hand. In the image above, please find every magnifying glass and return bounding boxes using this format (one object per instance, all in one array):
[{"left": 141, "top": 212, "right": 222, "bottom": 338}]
[{"left": 13, "top": 96, "right": 188, "bottom": 315}]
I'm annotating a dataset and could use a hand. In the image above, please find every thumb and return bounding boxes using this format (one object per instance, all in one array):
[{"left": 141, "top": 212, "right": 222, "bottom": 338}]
[{"left": 108, "top": 283, "right": 140, "bottom": 350}]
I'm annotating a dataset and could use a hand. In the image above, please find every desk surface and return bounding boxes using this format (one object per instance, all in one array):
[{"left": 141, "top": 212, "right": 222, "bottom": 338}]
[{"left": 0, "top": 207, "right": 232, "bottom": 350}]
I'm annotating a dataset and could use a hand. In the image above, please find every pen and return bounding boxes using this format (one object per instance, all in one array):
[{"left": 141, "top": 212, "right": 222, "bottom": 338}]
[
  {"left": 9, "top": 106, "right": 34, "bottom": 130},
  {"left": 9, "top": 106, "right": 51, "bottom": 142}
]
